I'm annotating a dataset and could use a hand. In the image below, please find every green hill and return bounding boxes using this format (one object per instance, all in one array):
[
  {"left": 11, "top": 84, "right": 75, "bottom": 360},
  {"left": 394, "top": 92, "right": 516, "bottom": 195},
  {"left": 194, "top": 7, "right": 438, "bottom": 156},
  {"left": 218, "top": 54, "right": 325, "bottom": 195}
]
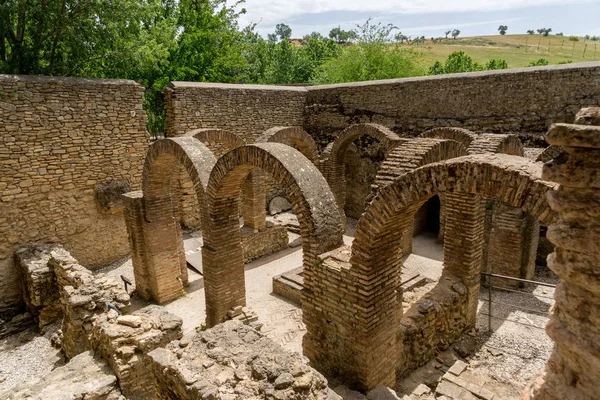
[{"left": 411, "top": 34, "right": 600, "bottom": 69}]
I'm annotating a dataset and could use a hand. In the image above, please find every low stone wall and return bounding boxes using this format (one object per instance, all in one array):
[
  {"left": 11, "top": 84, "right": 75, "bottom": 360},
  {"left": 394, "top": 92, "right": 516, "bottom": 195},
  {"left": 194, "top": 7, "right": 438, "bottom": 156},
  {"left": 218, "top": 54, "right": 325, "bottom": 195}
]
[
  {"left": 148, "top": 320, "right": 331, "bottom": 400},
  {"left": 92, "top": 305, "right": 183, "bottom": 400},
  {"left": 241, "top": 223, "right": 289, "bottom": 263},
  {"left": 397, "top": 278, "right": 469, "bottom": 378},
  {"left": 0, "top": 74, "right": 149, "bottom": 317}
]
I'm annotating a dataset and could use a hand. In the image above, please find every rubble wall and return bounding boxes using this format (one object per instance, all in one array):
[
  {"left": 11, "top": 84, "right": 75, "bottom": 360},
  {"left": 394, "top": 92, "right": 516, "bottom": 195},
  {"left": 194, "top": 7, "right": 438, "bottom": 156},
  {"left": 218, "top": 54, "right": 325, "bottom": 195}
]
[{"left": 0, "top": 75, "right": 149, "bottom": 316}]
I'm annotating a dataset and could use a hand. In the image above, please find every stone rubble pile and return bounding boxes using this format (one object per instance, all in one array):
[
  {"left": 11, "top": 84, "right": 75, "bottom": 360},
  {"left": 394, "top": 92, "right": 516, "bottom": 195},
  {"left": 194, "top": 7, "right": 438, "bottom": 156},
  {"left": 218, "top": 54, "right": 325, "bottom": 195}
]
[{"left": 148, "top": 320, "right": 333, "bottom": 400}]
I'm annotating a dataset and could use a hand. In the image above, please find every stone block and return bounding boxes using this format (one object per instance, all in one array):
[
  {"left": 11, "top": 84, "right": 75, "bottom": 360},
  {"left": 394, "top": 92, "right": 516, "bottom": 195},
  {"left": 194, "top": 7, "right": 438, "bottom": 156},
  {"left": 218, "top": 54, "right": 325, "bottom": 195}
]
[
  {"left": 2, "top": 351, "right": 121, "bottom": 400},
  {"left": 448, "top": 360, "right": 468, "bottom": 376},
  {"left": 95, "top": 180, "right": 132, "bottom": 214},
  {"left": 367, "top": 386, "right": 401, "bottom": 400}
]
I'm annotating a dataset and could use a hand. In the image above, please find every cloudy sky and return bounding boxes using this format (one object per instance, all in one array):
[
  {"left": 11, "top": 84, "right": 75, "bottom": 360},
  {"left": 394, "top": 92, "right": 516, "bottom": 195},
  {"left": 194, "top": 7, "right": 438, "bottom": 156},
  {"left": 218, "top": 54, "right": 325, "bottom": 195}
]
[{"left": 233, "top": 0, "right": 600, "bottom": 39}]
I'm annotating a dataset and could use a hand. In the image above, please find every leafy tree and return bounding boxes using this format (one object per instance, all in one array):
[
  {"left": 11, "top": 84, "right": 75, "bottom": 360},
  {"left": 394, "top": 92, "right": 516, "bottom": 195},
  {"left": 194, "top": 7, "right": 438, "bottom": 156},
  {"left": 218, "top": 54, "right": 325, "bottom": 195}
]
[
  {"left": 329, "top": 26, "right": 355, "bottom": 44},
  {"left": 498, "top": 25, "right": 508, "bottom": 35},
  {"left": 274, "top": 23, "right": 292, "bottom": 41},
  {"left": 451, "top": 29, "right": 461, "bottom": 39},
  {"left": 556, "top": 32, "right": 563, "bottom": 36},
  {"left": 527, "top": 30, "right": 535, "bottom": 35},
  {"left": 445, "top": 30, "right": 451, "bottom": 39},
  {"left": 313, "top": 20, "right": 424, "bottom": 84},
  {"left": 537, "top": 28, "right": 552, "bottom": 36},
  {"left": 527, "top": 58, "right": 549, "bottom": 67},
  {"left": 304, "top": 31, "right": 324, "bottom": 41}
]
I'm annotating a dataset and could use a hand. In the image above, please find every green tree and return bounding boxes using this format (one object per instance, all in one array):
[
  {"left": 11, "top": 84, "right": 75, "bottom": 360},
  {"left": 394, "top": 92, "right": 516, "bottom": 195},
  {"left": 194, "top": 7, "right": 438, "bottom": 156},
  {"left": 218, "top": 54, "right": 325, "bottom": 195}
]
[
  {"left": 452, "top": 29, "right": 461, "bottom": 39},
  {"left": 527, "top": 30, "right": 535, "bottom": 35},
  {"left": 498, "top": 25, "right": 508, "bottom": 35},
  {"left": 429, "top": 51, "right": 508, "bottom": 75},
  {"left": 313, "top": 20, "right": 424, "bottom": 84},
  {"left": 445, "top": 30, "right": 451, "bottom": 39},
  {"left": 274, "top": 23, "right": 292, "bottom": 41},
  {"left": 329, "top": 26, "right": 355, "bottom": 44}
]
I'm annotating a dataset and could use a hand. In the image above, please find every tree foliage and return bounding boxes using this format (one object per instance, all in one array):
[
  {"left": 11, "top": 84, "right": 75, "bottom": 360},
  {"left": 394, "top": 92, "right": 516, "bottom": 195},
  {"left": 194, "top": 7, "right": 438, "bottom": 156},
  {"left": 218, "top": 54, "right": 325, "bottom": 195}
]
[
  {"left": 498, "top": 25, "right": 508, "bottom": 35},
  {"left": 429, "top": 51, "right": 508, "bottom": 75}
]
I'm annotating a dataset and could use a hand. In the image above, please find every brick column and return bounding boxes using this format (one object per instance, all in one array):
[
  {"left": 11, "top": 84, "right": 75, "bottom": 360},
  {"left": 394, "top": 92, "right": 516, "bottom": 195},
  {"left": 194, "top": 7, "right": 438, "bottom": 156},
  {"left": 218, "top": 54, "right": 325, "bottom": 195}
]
[
  {"left": 443, "top": 191, "right": 485, "bottom": 327},
  {"left": 523, "top": 111, "right": 600, "bottom": 400},
  {"left": 487, "top": 204, "right": 540, "bottom": 287},
  {"left": 122, "top": 191, "right": 187, "bottom": 303},
  {"left": 241, "top": 169, "right": 267, "bottom": 232}
]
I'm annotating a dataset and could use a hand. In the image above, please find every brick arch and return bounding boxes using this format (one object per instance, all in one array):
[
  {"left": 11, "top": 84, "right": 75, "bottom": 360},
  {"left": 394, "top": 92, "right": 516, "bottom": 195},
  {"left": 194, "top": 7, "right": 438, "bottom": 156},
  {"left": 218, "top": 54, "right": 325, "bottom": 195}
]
[
  {"left": 419, "top": 127, "right": 478, "bottom": 148},
  {"left": 323, "top": 123, "right": 405, "bottom": 216},
  {"left": 372, "top": 138, "right": 467, "bottom": 192},
  {"left": 202, "top": 143, "right": 343, "bottom": 327},
  {"left": 467, "top": 133, "right": 524, "bottom": 156},
  {"left": 184, "top": 128, "right": 245, "bottom": 156},
  {"left": 255, "top": 126, "right": 319, "bottom": 163},
  {"left": 133, "top": 137, "right": 216, "bottom": 303},
  {"left": 322, "top": 154, "right": 556, "bottom": 389}
]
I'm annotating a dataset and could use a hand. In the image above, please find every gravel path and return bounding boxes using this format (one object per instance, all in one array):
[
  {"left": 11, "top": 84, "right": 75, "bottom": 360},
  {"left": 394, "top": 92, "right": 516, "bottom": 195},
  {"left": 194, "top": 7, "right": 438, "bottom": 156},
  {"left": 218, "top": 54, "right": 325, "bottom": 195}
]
[{"left": 0, "top": 323, "right": 65, "bottom": 393}]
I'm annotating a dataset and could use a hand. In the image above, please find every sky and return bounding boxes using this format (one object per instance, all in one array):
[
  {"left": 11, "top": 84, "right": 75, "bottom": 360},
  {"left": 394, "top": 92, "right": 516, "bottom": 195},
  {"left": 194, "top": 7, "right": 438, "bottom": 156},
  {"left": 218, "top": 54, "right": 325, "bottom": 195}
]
[{"left": 232, "top": 0, "right": 600, "bottom": 39}]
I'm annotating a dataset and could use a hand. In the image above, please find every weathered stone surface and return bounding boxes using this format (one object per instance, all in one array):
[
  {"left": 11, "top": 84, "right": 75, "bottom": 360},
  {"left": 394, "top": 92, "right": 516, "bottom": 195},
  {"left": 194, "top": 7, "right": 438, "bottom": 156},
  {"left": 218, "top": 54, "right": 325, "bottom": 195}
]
[
  {"left": 269, "top": 196, "right": 293, "bottom": 215},
  {"left": 334, "top": 385, "right": 368, "bottom": 400},
  {"left": 148, "top": 320, "right": 330, "bottom": 399},
  {"left": 522, "top": 114, "right": 600, "bottom": 400},
  {"left": 95, "top": 180, "right": 132, "bottom": 214},
  {"left": 241, "top": 223, "right": 289, "bottom": 263},
  {"left": 1, "top": 351, "right": 122, "bottom": 400},
  {"left": 366, "top": 386, "right": 401, "bottom": 400},
  {"left": 92, "top": 305, "right": 183, "bottom": 400},
  {"left": 14, "top": 244, "right": 61, "bottom": 327},
  {"left": 0, "top": 74, "right": 148, "bottom": 318}
]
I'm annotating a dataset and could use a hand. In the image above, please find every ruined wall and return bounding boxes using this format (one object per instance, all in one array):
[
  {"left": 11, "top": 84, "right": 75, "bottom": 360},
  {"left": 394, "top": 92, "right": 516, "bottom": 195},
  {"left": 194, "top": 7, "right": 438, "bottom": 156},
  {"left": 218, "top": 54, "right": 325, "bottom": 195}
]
[
  {"left": 305, "top": 62, "right": 600, "bottom": 139},
  {"left": 0, "top": 75, "right": 149, "bottom": 316},
  {"left": 164, "top": 82, "right": 307, "bottom": 142}
]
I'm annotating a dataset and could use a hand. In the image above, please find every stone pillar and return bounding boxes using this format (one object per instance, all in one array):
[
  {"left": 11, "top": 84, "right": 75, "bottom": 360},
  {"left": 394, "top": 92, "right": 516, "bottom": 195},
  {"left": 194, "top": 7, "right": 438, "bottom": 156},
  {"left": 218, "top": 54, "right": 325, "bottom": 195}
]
[
  {"left": 122, "top": 191, "right": 187, "bottom": 304},
  {"left": 523, "top": 110, "right": 600, "bottom": 400},
  {"left": 443, "top": 191, "right": 485, "bottom": 327},
  {"left": 241, "top": 169, "right": 267, "bottom": 232}
]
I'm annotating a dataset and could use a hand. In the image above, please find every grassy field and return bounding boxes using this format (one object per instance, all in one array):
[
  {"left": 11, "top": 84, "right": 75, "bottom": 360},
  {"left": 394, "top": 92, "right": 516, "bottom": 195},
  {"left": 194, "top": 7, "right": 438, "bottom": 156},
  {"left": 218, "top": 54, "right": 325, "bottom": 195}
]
[{"left": 410, "top": 34, "right": 600, "bottom": 69}]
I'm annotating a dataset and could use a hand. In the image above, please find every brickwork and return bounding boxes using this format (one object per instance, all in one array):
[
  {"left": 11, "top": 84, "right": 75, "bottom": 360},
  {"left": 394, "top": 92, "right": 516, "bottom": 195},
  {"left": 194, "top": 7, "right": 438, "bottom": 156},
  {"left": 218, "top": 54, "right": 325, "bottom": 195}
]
[
  {"left": 321, "top": 123, "right": 405, "bottom": 218},
  {"left": 256, "top": 126, "right": 320, "bottom": 163},
  {"left": 305, "top": 63, "right": 600, "bottom": 136},
  {"left": 0, "top": 74, "right": 148, "bottom": 316},
  {"left": 307, "top": 154, "right": 556, "bottom": 391},
  {"left": 164, "top": 82, "right": 307, "bottom": 141},
  {"left": 467, "top": 133, "right": 525, "bottom": 156},
  {"left": 173, "top": 129, "right": 245, "bottom": 230},
  {"left": 487, "top": 204, "right": 540, "bottom": 287},
  {"left": 523, "top": 109, "right": 600, "bottom": 400},
  {"left": 202, "top": 143, "right": 343, "bottom": 327},
  {"left": 372, "top": 138, "right": 467, "bottom": 254},
  {"left": 124, "top": 137, "right": 216, "bottom": 304},
  {"left": 419, "top": 127, "right": 479, "bottom": 148}
]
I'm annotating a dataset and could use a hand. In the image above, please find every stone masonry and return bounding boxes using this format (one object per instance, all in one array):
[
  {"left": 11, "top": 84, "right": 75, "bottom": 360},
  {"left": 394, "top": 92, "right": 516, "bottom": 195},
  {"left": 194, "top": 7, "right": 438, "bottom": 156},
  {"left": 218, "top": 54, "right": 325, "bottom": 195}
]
[
  {"left": 523, "top": 108, "right": 600, "bottom": 400},
  {"left": 0, "top": 74, "right": 148, "bottom": 317},
  {"left": 148, "top": 320, "right": 332, "bottom": 400}
]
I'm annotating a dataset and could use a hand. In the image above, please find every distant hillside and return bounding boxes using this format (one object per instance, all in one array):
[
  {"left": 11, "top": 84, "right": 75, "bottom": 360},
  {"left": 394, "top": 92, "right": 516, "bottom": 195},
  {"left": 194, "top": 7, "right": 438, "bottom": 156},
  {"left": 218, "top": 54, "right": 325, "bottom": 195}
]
[{"left": 412, "top": 34, "right": 600, "bottom": 69}]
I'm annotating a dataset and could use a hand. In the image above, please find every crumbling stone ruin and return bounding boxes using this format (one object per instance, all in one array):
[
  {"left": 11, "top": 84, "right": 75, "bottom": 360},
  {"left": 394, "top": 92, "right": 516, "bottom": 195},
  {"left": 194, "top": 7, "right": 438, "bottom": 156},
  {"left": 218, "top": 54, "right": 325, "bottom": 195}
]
[{"left": 2, "top": 63, "right": 600, "bottom": 399}]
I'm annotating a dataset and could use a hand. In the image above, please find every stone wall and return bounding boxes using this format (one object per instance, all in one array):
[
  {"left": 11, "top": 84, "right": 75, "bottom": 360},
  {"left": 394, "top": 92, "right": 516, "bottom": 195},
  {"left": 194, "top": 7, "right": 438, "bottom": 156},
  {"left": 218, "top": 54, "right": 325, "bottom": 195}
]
[
  {"left": 0, "top": 74, "right": 149, "bottom": 317},
  {"left": 305, "top": 62, "right": 600, "bottom": 139},
  {"left": 164, "top": 82, "right": 307, "bottom": 142}
]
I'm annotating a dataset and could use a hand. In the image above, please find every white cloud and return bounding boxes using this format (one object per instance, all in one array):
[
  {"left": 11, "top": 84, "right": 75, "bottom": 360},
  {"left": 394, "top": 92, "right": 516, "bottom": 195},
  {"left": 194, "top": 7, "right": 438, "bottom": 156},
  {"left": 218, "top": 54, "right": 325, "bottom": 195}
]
[{"left": 233, "top": 0, "right": 591, "bottom": 30}]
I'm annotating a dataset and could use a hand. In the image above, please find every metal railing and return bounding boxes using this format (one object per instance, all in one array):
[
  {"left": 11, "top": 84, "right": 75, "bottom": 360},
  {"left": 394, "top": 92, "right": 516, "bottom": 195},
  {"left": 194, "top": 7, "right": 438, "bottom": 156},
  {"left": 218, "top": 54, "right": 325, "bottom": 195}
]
[{"left": 480, "top": 272, "right": 556, "bottom": 332}]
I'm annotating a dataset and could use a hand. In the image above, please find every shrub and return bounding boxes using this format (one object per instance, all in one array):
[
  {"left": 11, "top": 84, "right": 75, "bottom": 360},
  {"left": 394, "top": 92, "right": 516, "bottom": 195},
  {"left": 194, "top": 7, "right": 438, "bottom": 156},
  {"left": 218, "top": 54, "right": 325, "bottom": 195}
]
[
  {"left": 527, "top": 59, "right": 549, "bottom": 67},
  {"left": 569, "top": 36, "right": 580, "bottom": 42}
]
